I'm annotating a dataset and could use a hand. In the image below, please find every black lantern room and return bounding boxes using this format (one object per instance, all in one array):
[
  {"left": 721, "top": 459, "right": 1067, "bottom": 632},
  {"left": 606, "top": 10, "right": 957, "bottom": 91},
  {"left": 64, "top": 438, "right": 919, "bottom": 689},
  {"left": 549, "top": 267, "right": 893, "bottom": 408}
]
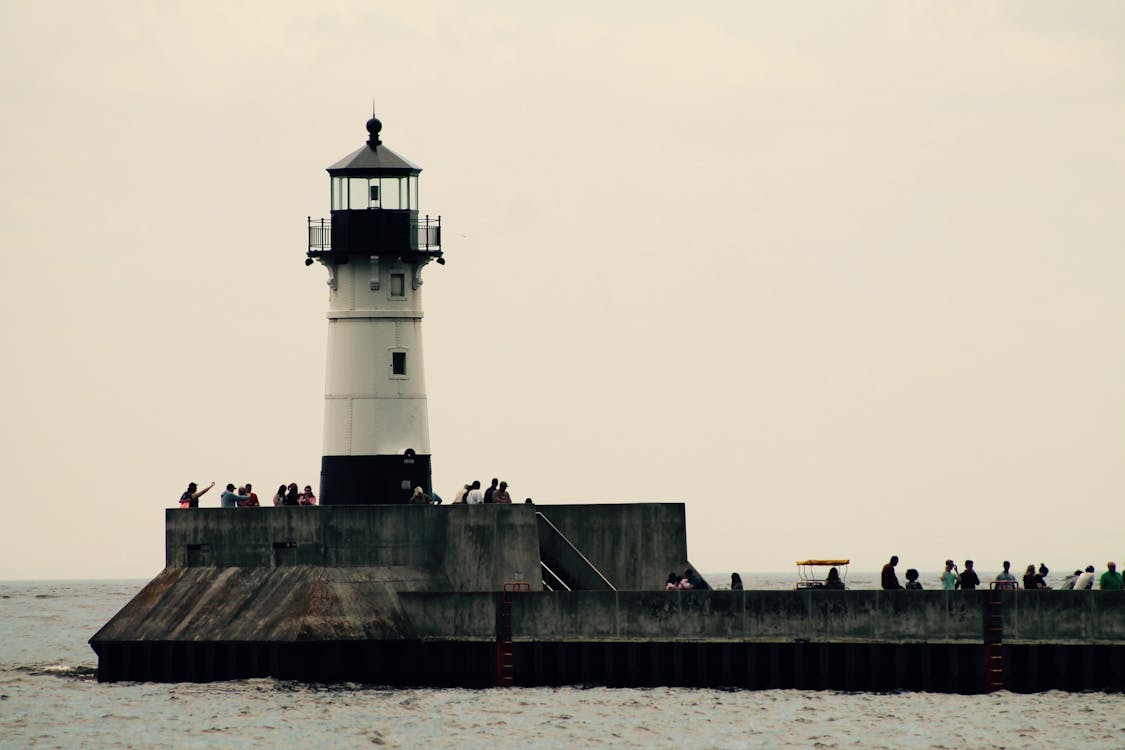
[{"left": 307, "top": 116, "right": 441, "bottom": 263}]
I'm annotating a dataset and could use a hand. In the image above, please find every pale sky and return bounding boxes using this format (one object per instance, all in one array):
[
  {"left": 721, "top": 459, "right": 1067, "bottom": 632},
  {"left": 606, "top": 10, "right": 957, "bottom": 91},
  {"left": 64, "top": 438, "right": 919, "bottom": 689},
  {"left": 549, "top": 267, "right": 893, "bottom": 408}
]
[{"left": 1, "top": 1, "right": 1123, "bottom": 581}]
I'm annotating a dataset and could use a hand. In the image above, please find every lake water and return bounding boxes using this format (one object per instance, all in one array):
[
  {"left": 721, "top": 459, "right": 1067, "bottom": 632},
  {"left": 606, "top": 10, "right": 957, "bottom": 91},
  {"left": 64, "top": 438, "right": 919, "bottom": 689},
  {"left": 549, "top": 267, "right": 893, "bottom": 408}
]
[{"left": 2, "top": 578, "right": 1124, "bottom": 749}]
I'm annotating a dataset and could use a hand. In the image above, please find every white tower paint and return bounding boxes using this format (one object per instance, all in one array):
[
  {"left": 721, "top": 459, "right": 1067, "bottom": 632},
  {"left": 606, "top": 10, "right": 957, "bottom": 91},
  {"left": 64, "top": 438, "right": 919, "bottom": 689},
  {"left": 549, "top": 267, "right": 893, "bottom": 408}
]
[{"left": 307, "top": 115, "right": 442, "bottom": 503}]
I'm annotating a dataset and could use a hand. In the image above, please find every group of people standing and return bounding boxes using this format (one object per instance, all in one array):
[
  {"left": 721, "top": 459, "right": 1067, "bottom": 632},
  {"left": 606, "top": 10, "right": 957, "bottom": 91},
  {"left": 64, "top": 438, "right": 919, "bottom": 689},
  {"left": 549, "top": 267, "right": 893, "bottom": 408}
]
[
  {"left": 177, "top": 481, "right": 316, "bottom": 508},
  {"left": 272, "top": 483, "right": 318, "bottom": 506},
  {"left": 452, "top": 478, "right": 514, "bottom": 504},
  {"left": 879, "top": 557, "right": 985, "bottom": 591},
  {"left": 881, "top": 556, "right": 1125, "bottom": 591}
]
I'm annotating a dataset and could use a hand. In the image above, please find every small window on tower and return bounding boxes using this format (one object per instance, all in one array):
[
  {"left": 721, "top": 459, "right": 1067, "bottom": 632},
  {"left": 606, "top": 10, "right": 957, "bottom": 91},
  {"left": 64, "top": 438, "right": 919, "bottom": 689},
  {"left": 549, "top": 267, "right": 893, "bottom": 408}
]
[
  {"left": 392, "top": 351, "right": 407, "bottom": 376},
  {"left": 369, "top": 185, "right": 380, "bottom": 202},
  {"left": 390, "top": 273, "right": 406, "bottom": 297}
]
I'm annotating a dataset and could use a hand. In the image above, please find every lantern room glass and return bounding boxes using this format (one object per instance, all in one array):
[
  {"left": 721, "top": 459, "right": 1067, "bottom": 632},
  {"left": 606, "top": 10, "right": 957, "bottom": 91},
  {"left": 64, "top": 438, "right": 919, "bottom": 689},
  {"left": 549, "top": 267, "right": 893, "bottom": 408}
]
[{"left": 331, "top": 175, "right": 418, "bottom": 210}]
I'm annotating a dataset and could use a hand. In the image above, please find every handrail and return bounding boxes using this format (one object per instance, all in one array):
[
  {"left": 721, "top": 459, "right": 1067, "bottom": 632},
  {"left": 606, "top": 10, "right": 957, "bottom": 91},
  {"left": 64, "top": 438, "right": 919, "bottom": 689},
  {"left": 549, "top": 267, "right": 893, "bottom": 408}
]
[
  {"left": 540, "top": 561, "right": 571, "bottom": 592},
  {"left": 535, "top": 512, "right": 616, "bottom": 591},
  {"left": 306, "top": 215, "right": 441, "bottom": 253}
]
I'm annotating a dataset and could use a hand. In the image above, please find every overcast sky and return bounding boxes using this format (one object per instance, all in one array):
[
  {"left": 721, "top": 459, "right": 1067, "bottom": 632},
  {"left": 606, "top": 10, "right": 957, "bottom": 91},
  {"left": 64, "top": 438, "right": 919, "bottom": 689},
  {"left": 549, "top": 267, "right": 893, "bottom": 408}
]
[{"left": 1, "top": 1, "right": 1122, "bottom": 581}]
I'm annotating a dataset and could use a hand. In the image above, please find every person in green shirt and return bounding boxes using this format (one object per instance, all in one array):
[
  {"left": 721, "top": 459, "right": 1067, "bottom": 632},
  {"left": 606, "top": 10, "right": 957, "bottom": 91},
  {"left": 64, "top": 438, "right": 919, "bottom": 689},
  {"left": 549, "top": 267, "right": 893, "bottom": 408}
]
[
  {"left": 1099, "top": 561, "right": 1123, "bottom": 590},
  {"left": 940, "top": 559, "right": 959, "bottom": 590}
]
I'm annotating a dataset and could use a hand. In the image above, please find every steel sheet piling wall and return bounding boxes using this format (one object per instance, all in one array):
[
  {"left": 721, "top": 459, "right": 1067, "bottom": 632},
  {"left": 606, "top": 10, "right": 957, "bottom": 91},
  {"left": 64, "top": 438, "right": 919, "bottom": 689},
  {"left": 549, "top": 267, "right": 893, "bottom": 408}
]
[{"left": 91, "top": 639, "right": 1124, "bottom": 692}]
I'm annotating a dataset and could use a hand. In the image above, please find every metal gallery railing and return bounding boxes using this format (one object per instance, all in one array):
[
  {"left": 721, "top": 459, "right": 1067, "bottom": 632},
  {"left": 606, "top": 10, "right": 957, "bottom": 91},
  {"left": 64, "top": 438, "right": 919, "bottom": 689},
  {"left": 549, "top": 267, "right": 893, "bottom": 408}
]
[{"left": 306, "top": 215, "right": 442, "bottom": 254}]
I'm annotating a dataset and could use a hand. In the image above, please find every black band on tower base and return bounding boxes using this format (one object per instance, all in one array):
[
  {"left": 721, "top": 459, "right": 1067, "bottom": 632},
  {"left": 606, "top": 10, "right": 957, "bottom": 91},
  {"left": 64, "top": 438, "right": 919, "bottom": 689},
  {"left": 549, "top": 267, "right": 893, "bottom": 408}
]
[{"left": 320, "top": 454, "right": 432, "bottom": 505}]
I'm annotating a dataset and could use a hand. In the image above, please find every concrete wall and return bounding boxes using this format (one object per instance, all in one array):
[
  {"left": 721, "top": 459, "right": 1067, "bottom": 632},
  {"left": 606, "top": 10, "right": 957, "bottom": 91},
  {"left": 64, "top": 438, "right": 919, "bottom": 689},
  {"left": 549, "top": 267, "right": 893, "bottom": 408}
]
[
  {"left": 165, "top": 505, "right": 542, "bottom": 591},
  {"left": 533, "top": 504, "right": 691, "bottom": 590},
  {"left": 164, "top": 503, "right": 690, "bottom": 592},
  {"left": 399, "top": 590, "right": 1125, "bottom": 645},
  {"left": 441, "top": 505, "right": 542, "bottom": 591},
  {"left": 513, "top": 590, "right": 986, "bottom": 643},
  {"left": 1001, "top": 590, "right": 1125, "bottom": 644}
]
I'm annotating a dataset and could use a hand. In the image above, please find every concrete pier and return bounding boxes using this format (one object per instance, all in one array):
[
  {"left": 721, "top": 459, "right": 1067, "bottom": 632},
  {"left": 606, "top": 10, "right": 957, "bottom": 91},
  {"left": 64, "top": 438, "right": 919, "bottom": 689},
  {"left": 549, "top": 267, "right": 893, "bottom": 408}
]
[{"left": 91, "top": 505, "right": 1125, "bottom": 691}]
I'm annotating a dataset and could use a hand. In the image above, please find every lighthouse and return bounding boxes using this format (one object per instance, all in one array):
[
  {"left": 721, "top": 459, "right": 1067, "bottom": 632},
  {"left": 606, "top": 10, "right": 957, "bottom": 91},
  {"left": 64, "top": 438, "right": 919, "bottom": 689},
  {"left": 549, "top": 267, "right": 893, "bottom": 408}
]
[{"left": 306, "top": 115, "right": 442, "bottom": 504}]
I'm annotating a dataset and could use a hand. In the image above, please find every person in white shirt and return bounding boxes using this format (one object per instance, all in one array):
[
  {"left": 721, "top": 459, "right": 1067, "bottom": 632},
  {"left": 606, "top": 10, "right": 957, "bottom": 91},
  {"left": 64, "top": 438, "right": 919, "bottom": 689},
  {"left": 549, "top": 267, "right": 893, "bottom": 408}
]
[
  {"left": 465, "top": 480, "right": 484, "bottom": 504},
  {"left": 1073, "top": 566, "right": 1096, "bottom": 590}
]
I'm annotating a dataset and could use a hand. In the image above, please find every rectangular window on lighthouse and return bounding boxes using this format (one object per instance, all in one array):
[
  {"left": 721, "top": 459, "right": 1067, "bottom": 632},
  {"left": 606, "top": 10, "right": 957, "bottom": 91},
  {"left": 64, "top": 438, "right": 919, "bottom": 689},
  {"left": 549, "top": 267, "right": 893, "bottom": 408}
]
[
  {"left": 390, "top": 273, "right": 406, "bottom": 297},
  {"left": 392, "top": 351, "right": 407, "bottom": 376}
]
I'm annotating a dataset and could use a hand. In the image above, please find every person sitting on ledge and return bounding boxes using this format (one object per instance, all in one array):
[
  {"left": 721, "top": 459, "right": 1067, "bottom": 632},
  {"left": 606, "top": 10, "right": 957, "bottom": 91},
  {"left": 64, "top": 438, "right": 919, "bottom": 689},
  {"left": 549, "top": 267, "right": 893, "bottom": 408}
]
[
  {"left": 730, "top": 572, "right": 743, "bottom": 591},
  {"left": 272, "top": 484, "right": 287, "bottom": 506},
  {"left": 409, "top": 486, "right": 431, "bottom": 505},
  {"left": 680, "top": 568, "right": 707, "bottom": 590},
  {"left": 493, "top": 481, "right": 512, "bottom": 504},
  {"left": 904, "top": 568, "right": 923, "bottom": 589},
  {"left": 665, "top": 572, "right": 680, "bottom": 590},
  {"left": 823, "top": 567, "right": 845, "bottom": 590}
]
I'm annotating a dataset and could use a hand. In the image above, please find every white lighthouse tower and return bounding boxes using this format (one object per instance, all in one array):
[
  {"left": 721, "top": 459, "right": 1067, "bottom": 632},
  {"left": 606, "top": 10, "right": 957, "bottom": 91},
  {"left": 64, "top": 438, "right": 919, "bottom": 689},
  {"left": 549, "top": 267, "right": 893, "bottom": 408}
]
[{"left": 306, "top": 115, "right": 442, "bottom": 504}]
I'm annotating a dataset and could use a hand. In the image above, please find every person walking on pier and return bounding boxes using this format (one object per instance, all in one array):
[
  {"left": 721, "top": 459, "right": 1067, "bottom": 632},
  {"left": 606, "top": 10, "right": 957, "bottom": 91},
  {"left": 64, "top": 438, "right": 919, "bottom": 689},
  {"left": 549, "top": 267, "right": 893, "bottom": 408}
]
[
  {"left": 940, "top": 560, "right": 959, "bottom": 590},
  {"left": 959, "top": 560, "right": 980, "bottom": 590},
  {"left": 179, "top": 481, "right": 214, "bottom": 508},
  {"left": 1099, "top": 562, "right": 1123, "bottom": 590},
  {"left": 881, "top": 556, "right": 903, "bottom": 590}
]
